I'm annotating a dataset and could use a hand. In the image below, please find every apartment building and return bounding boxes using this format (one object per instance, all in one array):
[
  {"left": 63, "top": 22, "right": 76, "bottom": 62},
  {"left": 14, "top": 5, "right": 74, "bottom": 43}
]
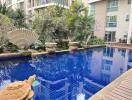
[
  {"left": 3, "top": 0, "right": 88, "bottom": 18},
  {"left": 88, "top": 0, "right": 132, "bottom": 44}
]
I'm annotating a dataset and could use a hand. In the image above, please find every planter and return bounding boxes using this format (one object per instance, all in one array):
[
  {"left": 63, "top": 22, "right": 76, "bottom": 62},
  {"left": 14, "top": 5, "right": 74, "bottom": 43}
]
[
  {"left": 69, "top": 42, "right": 79, "bottom": 51},
  {"left": 45, "top": 42, "right": 57, "bottom": 53},
  {"left": 83, "top": 44, "right": 90, "bottom": 49}
]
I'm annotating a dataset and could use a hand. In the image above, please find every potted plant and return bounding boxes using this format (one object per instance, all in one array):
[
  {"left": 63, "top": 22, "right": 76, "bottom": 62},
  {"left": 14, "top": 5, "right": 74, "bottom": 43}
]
[
  {"left": 68, "top": 41, "right": 79, "bottom": 51},
  {"left": 45, "top": 40, "right": 57, "bottom": 53},
  {"left": 44, "top": 31, "right": 57, "bottom": 53}
]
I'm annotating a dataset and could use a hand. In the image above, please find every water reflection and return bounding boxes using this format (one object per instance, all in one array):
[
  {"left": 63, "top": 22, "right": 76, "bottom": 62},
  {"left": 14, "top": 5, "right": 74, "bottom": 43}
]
[{"left": 0, "top": 47, "right": 132, "bottom": 100}]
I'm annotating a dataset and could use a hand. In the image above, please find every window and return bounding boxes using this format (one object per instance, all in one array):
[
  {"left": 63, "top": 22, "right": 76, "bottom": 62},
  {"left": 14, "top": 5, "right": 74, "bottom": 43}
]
[
  {"left": 103, "top": 47, "right": 115, "bottom": 57},
  {"left": 105, "top": 31, "right": 116, "bottom": 42},
  {"left": 106, "top": 16, "right": 117, "bottom": 27},
  {"left": 126, "top": 15, "right": 130, "bottom": 21},
  {"left": 101, "top": 73, "right": 110, "bottom": 83},
  {"left": 89, "top": 4, "right": 95, "bottom": 16},
  {"left": 128, "top": 0, "right": 131, "bottom": 4},
  {"left": 17, "top": 2, "right": 24, "bottom": 10},
  {"left": 107, "top": 0, "right": 118, "bottom": 12}
]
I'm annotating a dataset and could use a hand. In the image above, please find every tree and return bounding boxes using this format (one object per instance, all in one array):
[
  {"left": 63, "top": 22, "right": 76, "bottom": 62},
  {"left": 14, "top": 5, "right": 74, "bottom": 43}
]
[
  {"left": 33, "top": 6, "right": 68, "bottom": 44},
  {"left": 0, "top": 14, "right": 12, "bottom": 48},
  {"left": 11, "top": 9, "right": 27, "bottom": 28},
  {"left": 65, "top": 0, "right": 94, "bottom": 44}
]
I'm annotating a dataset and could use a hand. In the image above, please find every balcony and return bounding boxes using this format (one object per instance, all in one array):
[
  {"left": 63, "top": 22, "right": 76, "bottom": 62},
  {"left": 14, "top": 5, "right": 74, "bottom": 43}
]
[
  {"left": 37, "top": 0, "right": 68, "bottom": 6},
  {"left": 28, "top": 0, "right": 69, "bottom": 9},
  {"left": 106, "top": 22, "right": 117, "bottom": 28}
]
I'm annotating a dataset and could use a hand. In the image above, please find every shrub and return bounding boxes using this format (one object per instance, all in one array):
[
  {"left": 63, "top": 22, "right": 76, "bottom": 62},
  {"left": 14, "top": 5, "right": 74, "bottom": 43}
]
[
  {"left": 57, "top": 41, "right": 69, "bottom": 50},
  {"left": 0, "top": 46, "right": 3, "bottom": 53},
  {"left": 20, "top": 51, "right": 32, "bottom": 56},
  {"left": 30, "top": 40, "right": 45, "bottom": 50},
  {"left": 88, "top": 36, "right": 105, "bottom": 45}
]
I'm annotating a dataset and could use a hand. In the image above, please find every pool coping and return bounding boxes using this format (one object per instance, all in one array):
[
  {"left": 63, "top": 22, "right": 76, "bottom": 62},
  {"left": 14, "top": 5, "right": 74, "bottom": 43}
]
[{"left": 0, "top": 45, "right": 106, "bottom": 60}]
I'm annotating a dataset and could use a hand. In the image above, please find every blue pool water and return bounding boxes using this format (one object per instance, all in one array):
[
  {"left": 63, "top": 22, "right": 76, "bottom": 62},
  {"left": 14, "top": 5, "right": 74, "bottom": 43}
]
[{"left": 0, "top": 47, "right": 132, "bottom": 100}]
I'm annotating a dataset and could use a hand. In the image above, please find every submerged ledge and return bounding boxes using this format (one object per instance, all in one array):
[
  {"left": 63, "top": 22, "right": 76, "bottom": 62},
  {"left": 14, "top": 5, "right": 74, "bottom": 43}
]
[{"left": 0, "top": 45, "right": 106, "bottom": 60}]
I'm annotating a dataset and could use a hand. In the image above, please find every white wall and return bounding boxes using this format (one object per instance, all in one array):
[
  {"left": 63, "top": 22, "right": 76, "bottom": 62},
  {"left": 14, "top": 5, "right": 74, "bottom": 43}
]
[
  {"left": 94, "top": 0, "right": 107, "bottom": 39},
  {"left": 116, "top": 0, "right": 131, "bottom": 42}
]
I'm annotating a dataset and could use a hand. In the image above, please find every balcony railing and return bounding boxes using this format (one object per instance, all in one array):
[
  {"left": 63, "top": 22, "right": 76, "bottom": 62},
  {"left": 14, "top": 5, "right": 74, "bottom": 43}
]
[
  {"left": 106, "top": 22, "right": 117, "bottom": 28},
  {"left": 107, "top": 7, "right": 118, "bottom": 12},
  {"left": 35, "top": 0, "right": 69, "bottom": 7}
]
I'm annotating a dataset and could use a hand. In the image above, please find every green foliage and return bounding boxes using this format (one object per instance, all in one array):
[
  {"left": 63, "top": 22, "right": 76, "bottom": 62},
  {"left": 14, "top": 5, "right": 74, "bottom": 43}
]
[
  {"left": 64, "top": 0, "right": 93, "bottom": 42},
  {"left": 0, "top": 46, "right": 3, "bottom": 53},
  {"left": 57, "top": 41, "right": 68, "bottom": 50},
  {"left": 88, "top": 36, "right": 106, "bottom": 45},
  {"left": 0, "top": 2, "right": 10, "bottom": 15},
  {"left": 33, "top": 2, "right": 94, "bottom": 50},
  {"left": 33, "top": 6, "right": 68, "bottom": 44},
  {"left": 0, "top": 14, "right": 12, "bottom": 49},
  {"left": 0, "top": 13, "right": 12, "bottom": 25},
  {"left": 10, "top": 9, "right": 27, "bottom": 28},
  {"left": 4, "top": 42, "right": 18, "bottom": 53},
  {"left": 20, "top": 51, "right": 32, "bottom": 56},
  {"left": 30, "top": 40, "right": 45, "bottom": 50}
]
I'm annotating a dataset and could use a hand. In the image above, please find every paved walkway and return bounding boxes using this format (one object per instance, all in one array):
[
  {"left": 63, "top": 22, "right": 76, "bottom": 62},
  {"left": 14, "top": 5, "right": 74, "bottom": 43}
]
[
  {"left": 89, "top": 69, "right": 132, "bottom": 100},
  {"left": 107, "top": 43, "right": 132, "bottom": 50}
]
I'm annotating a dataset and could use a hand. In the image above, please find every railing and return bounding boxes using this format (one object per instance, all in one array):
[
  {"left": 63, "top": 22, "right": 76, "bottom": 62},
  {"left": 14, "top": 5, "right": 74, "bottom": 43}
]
[{"left": 34, "top": 0, "right": 69, "bottom": 7}]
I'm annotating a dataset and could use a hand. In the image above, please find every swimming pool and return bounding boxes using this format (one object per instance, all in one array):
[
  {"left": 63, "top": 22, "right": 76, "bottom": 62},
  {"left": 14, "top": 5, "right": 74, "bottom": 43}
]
[{"left": 0, "top": 47, "right": 132, "bottom": 100}]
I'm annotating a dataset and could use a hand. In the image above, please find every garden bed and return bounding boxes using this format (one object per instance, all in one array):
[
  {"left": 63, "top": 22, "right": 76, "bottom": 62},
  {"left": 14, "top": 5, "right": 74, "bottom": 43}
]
[{"left": 0, "top": 45, "right": 106, "bottom": 60}]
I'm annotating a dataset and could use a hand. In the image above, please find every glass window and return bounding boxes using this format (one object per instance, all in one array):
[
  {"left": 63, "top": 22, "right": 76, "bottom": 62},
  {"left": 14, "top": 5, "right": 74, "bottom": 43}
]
[
  {"left": 89, "top": 4, "right": 95, "bottom": 16},
  {"left": 126, "top": 15, "right": 130, "bottom": 21},
  {"left": 106, "top": 16, "right": 117, "bottom": 27},
  {"left": 105, "top": 31, "right": 116, "bottom": 42},
  {"left": 128, "top": 0, "right": 131, "bottom": 4},
  {"left": 107, "top": 0, "right": 118, "bottom": 12}
]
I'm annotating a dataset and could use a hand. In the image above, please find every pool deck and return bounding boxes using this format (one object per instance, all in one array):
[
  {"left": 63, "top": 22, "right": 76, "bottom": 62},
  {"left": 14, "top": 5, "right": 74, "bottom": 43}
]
[
  {"left": 89, "top": 69, "right": 132, "bottom": 100},
  {"left": 107, "top": 43, "right": 132, "bottom": 50}
]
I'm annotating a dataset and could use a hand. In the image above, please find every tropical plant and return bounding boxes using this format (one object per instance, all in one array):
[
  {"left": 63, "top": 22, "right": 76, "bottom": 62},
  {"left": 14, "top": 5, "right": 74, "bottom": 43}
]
[
  {"left": 0, "top": 13, "right": 12, "bottom": 25},
  {"left": 0, "top": 14, "right": 12, "bottom": 48},
  {"left": 0, "top": 2, "right": 10, "bottom": 15},
  {"left": 33, "top": 6, "right": 67, "bottom": 44},
  {"left": 11, "top": 9, "right": 27, "bottom": 28},
  {"left": 64, "top": 0, "right": 90, "bottom": 42},
  {"left": 88, "top": 36, "right": 105, "bottom": 45}
]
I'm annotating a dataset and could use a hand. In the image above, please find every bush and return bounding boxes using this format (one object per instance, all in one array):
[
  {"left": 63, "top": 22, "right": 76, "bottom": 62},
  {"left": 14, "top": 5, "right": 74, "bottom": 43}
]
[
  {"left": 0, "top": 13, "right": 12, "bottom": 25},
  {"left": 6, "top": 43, "right": 18, "bottom": 53},
  {"left": 0, "top": 46, "right": 3, "bottom": 53},
  {"left": 57, "top": 41, "right": 69, "bottom": 50},
  {"left": 30, "top": 40, "right": 45, "bottom": 50},
  {"left": 88, "top": 36, "right": 105, "bottom": 45},
  {"left": 20, "top": 51, "right": 32, "bottom": 56}
]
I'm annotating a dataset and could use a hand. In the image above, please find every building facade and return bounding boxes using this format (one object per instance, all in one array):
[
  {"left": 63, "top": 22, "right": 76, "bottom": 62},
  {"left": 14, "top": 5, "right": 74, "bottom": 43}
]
[
  {"left": 2, "top": 0, "right": 88, "bottom": 24},
  {"left": 88, "top": 0, "right": 132, "bottom": 44}
]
